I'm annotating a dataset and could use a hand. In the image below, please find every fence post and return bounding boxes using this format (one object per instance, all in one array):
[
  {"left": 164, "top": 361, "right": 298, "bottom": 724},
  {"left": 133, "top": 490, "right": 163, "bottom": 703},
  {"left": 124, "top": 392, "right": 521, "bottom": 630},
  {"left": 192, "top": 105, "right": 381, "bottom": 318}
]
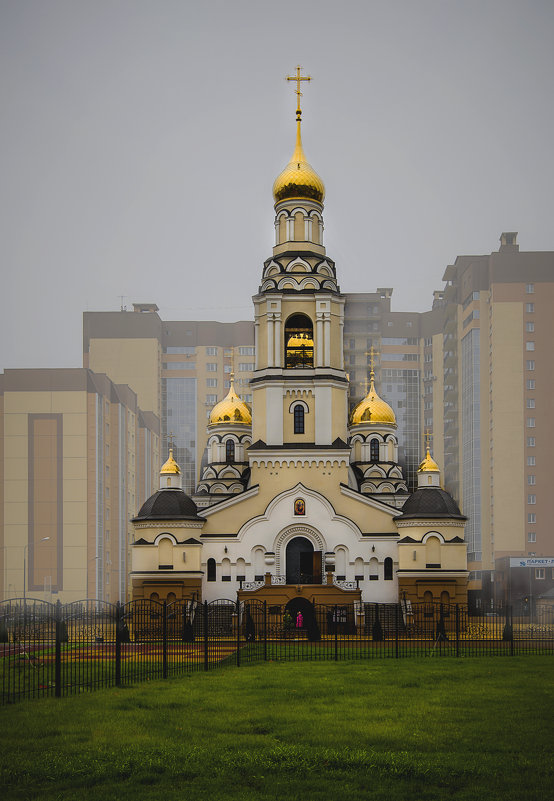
[
  {"left": 263, "top": 601, "right": 267, "bottom": 662},
  {"left": 162, "top": 601, "right": 168, "bottom": 679},
  {"left": 54, "top": 600, "right": 62, "bottom": 698},
  {"left": 455, "top": 604, "right": 460, "bottom": 658},
  {"left": 236, "top": 599, "right": 241, "bottom": 667},
  {"left": 115, "top": 602, "right": 122, "bottom": 687},
  {"left": 203, "top": 601, "right": 209, "bottom": 671},
  {"left": 395, "top": 603, "right": 399, "bottom": 658},
  {"left": 334, "top": 605, "right": 338, "bottom": 662},
  {"left": 510, "top": 605, "right": 514, "bottom": 657}
]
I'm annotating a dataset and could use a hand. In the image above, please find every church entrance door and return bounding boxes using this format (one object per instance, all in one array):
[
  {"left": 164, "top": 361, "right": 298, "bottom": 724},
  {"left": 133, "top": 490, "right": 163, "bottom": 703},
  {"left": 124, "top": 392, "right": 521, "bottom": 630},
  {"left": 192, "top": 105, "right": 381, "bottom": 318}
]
[{"left": 286, "top": 537, "right": 321, "bottom": 584}]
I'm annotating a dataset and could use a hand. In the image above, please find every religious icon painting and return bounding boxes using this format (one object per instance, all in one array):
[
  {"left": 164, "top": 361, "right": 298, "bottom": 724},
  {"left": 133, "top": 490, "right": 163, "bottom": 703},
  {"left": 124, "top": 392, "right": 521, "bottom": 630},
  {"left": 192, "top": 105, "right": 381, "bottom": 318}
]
[{"left": 294, "top": 498, "right": 305, "bottom": 516}]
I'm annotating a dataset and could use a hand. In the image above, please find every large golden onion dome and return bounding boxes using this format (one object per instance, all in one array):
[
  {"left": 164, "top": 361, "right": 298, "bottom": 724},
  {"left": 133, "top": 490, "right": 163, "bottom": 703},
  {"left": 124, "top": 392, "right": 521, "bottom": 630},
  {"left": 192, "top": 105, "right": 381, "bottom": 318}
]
[
  {"left": 273, "top": 118, "right": 325, "bottom": 205},
  {"left": 349, "top": 371, "right": 397, "bottom": 427},
  {"left": 418, "top": 447, "right": 440, "bottom": 473},
  {"left": 160, "top": 448, "right": 181, "bottom": 475},
  {"left": 208, "top": 378, "right": 252, "bottom": 426}
]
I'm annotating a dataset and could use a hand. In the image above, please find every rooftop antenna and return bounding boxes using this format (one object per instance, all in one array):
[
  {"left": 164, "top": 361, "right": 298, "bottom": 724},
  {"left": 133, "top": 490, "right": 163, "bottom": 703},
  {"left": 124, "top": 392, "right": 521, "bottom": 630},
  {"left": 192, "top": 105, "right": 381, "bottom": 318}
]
[{"left": 118, "top": 295, "right": 127, "bottom": 311}]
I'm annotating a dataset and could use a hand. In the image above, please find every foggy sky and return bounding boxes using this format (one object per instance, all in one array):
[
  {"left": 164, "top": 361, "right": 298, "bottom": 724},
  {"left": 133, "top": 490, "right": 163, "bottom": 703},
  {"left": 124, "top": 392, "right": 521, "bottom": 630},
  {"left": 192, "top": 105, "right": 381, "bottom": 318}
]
[{"left": 1, "top": 0, "right": 553, "bottom": 370}]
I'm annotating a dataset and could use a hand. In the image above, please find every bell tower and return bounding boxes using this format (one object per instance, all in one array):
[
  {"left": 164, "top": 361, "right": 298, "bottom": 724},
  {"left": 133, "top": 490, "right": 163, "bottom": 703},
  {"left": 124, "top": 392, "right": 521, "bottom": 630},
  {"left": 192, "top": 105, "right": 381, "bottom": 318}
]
[{"left": 250, "top": 68, "right": 349, "bottom": 476}]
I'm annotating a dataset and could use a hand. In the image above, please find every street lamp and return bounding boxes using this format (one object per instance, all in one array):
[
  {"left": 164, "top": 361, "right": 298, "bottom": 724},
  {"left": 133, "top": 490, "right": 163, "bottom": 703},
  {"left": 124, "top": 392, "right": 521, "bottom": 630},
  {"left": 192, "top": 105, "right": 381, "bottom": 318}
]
[{"left": 23, "top": 537, "right": 50, "bottom": 602}]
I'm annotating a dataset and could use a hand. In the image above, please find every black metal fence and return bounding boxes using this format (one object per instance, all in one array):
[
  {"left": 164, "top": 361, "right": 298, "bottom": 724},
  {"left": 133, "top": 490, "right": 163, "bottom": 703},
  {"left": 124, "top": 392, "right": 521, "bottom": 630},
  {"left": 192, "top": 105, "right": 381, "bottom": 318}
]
[{"left": 2, "top": 597, "right": 553, "bottom": 704}]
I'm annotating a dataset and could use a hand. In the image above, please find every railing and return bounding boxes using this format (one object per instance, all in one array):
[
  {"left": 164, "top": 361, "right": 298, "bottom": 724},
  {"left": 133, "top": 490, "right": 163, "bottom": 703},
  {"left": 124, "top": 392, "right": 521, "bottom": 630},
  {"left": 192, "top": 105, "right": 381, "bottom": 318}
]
[{"left": 1, "top": 598, "right": 553, "bottom": 705}]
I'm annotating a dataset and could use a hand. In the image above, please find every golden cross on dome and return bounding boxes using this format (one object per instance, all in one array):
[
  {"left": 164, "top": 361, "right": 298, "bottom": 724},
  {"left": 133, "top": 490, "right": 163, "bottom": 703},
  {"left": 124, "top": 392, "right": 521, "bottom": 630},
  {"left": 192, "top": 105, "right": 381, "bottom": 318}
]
[
  {"left": 286, "top": 65, "right": 311, "bottom": 120},
  {"left": 425, "top": 429, "right": 433, "bottom": 450},
  {"left": 167, "top": 431, "right": 175, "bottom": 451}
]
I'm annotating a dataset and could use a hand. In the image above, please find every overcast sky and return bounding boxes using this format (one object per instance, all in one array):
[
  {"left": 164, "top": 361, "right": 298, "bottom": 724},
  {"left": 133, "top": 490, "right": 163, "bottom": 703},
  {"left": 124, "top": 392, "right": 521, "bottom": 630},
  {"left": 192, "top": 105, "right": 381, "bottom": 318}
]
[{"left": 1, "top": 0, "right": 553, "bottom": 370}]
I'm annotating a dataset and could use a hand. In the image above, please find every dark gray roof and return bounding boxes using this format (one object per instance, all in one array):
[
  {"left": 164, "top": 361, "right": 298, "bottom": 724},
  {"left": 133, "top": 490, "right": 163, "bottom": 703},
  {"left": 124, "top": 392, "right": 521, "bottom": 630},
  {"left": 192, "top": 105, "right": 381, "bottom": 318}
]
[
  {"left": 395, "top": 488, "right": 466, "bottom": 521},
  {"left": 132, "top": 489, "right": 204, "bottom": 522}
]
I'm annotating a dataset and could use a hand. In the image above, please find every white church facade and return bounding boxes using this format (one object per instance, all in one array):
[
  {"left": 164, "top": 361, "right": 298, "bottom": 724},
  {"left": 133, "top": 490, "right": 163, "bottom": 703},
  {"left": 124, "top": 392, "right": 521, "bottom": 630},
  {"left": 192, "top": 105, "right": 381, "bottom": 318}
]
[{"left": 130, "top": 71, "right": 468, "bottom": 610}]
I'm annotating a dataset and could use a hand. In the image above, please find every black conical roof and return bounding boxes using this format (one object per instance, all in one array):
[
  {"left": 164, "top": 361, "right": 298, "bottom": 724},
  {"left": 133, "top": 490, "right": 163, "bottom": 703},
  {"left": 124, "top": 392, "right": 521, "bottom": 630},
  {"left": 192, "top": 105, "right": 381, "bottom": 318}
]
[
  {"left": 395, "top": 488, "right": 466, "bottom": 521},
  {"left": 132, "top": 489, "right": 204, "bottom": 522}
]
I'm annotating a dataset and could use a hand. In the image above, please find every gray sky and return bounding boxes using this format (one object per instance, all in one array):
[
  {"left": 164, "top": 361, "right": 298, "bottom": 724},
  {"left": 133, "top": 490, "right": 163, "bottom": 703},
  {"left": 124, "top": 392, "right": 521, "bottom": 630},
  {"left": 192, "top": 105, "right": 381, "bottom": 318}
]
[{"left": 1, "top": 0, "right": 553, "bottom": 370}]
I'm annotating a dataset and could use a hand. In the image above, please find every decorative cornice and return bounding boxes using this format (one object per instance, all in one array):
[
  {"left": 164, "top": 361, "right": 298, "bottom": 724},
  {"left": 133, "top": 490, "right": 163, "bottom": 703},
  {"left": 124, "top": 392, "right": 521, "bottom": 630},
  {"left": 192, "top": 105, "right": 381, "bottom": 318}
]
[
  {"left": 133, "top": 521, "right": 204, "bottom": 530},
  {"left": 395, "top": 520, "right": 465, "bottom": 528}
]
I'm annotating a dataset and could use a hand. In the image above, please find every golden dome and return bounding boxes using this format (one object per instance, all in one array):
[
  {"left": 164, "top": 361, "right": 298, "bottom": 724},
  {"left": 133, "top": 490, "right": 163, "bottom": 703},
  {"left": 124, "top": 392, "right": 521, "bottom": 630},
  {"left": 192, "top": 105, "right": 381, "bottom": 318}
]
[
  {"left": 160, "top": 448, "right": 181, "bottom": 475},
  {"left": 273, "top": 119, "right": 325, "bottom": 204},
  {"left": 349, "top": 372, "right": 397, "bottom": 426},
  {"left": 287, "top": 332, "right": 315, "bottom": 348},
  {"left": 418, "top": 447, "right": 440, "bottom": 473},
  {"left": 208, "top": 378, "right": 252, "bottom": 426}
]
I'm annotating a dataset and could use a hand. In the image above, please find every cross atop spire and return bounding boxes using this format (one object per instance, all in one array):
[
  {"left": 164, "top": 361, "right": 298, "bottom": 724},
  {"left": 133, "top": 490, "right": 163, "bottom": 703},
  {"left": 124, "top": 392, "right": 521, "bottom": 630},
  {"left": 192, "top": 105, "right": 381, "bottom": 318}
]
[{"left": 286, "top": 65, "right": 311, "bottom": 121}]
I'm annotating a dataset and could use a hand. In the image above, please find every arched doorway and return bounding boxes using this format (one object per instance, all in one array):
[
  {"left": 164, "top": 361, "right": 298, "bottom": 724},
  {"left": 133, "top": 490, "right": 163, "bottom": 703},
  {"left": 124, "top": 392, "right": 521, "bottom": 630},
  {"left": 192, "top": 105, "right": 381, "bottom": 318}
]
[
  {"left": 286, "top": 536, "right": 320, "bottom": 584},
  {"left": 285, "top": 597, "right": 319, "bottom": 639}
]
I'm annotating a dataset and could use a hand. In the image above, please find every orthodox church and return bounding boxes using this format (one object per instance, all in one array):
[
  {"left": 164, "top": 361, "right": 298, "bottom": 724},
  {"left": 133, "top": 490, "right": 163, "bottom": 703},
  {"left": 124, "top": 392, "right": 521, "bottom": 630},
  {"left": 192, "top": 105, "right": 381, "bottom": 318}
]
[{"left": 130, "top": 72, "right": 468, "bottom": 609}]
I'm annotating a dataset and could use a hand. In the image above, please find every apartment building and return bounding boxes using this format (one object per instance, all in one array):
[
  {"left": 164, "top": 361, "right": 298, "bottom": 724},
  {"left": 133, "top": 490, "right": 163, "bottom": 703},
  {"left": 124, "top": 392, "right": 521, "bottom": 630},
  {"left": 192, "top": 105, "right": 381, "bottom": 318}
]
[{"left": 0, "top": 368, "right": 159, "bottom": 602}]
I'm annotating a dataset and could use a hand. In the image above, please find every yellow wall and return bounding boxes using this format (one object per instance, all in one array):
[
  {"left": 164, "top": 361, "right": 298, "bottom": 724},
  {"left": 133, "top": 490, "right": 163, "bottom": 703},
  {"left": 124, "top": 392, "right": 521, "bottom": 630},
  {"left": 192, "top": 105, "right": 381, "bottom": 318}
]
[{"left": 89, "top": 339, "right": 160, "bottom": 415}]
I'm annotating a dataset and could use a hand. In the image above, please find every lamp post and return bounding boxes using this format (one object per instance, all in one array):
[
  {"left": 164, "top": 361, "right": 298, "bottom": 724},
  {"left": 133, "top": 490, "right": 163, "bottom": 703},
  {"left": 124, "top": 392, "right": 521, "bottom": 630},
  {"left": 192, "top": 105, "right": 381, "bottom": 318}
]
[{"left": 23, "top": 536, "right": 50, "bottom": 603}]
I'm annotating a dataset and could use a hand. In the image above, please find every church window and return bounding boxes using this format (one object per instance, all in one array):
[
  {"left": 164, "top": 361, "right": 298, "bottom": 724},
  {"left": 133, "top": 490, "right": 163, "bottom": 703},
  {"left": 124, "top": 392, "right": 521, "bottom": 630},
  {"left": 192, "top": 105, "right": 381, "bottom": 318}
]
[
  {"left": 370, "top": 439, "right": 380, "bottom": 461},
  {"left": 294, "top": 405, "right": 305, "bottom": 434},
  {"left": 207, "top": 558, "right": 216, "bottom": 581},
  {"left": 225, "top": 440, "right": 235, "bottom": 463},
  {"left": 285, "top": 314, "right": 314, "bottom": 368},
  {"left": 384, "top": 557, "right": 393, "bottom": 580}
]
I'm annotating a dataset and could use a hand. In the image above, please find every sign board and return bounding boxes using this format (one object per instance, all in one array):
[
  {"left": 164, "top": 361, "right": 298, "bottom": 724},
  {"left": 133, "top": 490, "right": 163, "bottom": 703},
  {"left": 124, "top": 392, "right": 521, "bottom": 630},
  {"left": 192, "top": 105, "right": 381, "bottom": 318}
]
[{"left": 509, "top": 557, "right": 554, "bottom": 568}]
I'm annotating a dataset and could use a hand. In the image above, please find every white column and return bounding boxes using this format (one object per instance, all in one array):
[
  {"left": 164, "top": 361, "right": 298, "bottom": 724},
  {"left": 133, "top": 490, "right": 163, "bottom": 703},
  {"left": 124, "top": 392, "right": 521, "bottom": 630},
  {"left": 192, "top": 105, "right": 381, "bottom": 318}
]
[
  {"left": 286, "top": 217, "right": 294, "bottom": 241},
  {"left": 316, "top": 314, "right": 323, "bottom": 367},
  {"left": 254, "top": 322, "right": 259, "bottom": 369},
  {"left": 267, "top": 315, "right": 274, "bottom": 368},
  {"left": 274, "top": 220, "right": 279, "bottom": 246},
  {"left": 319, "top": 219, "right": 324, "bottom": 245},
  {"left": 339, "top": 319, "right": 345, "bottom": 369},
  {"left": 324, "top": 315, "right": 331, "bottom": 366},
  {"left": 274, "top": 315, "right": 281, "bottom": 367},
  {"left": 305, "top": 216, "right": 312, "bottom": 241}
]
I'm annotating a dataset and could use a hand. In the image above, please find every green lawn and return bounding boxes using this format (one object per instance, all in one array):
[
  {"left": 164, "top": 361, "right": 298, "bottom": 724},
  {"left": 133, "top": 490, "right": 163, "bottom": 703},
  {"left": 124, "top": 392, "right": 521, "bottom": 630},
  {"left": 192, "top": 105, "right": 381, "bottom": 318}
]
[{"left": 1, "top": 657, "right": 553, "bottom": 801}]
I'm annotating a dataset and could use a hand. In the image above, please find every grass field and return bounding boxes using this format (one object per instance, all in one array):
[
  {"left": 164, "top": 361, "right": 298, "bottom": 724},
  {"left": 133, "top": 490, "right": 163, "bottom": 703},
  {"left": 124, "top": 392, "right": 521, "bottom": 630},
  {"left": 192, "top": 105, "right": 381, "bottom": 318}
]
[{"left": 1, "top": 656, "right": 553, "bottom": 801}]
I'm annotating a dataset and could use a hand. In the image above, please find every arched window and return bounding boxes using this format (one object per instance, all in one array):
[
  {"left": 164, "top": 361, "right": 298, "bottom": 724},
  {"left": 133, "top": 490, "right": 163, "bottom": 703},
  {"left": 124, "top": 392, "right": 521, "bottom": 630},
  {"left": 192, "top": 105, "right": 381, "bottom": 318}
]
[
  {"left": 370, "top": 438, "right": 380, "bottom": 461},
  {"left": 225, "top": 440, "right": 235, "bottom": 463},
  {"left": 384, "top": 557, "right": 393, "bottom": 581},
  {"left": 285, "top": 314, "right": 314, "bottom": 368},
  {"left": 207, "top": 558, "right": 216, "bottom": 582},
  {"left": 294, "top": 405, "right": 305, "bottom": 434},
  {"left": 440, "top": 590, "right": 450, "bottom": 606}
]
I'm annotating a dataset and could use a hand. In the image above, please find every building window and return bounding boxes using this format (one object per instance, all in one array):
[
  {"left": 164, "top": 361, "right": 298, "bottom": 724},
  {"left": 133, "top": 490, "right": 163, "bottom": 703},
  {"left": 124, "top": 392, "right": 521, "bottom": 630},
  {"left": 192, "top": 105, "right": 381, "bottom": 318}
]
[
  {"left": 527, "top": 399, "right": 535, "bottom": 408},
  {"left": 528, "top": 513, "right": 536, "bottom": 523},
  {"left": 535, "top": 568, "right": 545, "bottom": 580},
  {"left": 238, "top": 363, "right": 255, "bottom": 371},
  {"left": 206, "top": 363, "right": 218, "bottom": 372},
  {"left": 293, "top": 404, "right": 305, "bottom": 434},
  {"left": 207, "top": 558, "right": 216, "bottom": 581},
  {"left": 527, "top": 437, "right": 536, "bottom": 447},
  {"left": 527, "top": 495, "right": 536, "bottom": 504},
  {"left": 527, "top": 456, "right": 536, "bottom": 466},
  {"left": 225, "top": 440, "right": 235, "bottom": 463},
  {"left": 206, "top": 378, "right": 218, "bottom": 387},
  {"left": 206, "top": 347, "right": 218, "bottom": 356},
  {"left": 526, "top": 342, "right": 535, "bottom": 351},
  {"left": 526, "top": 360, "right": 535, "bottom": 370},
  {"left": 224, "top": 364, "right": 232, "bottom": 373},
  {"left": 527, "top": 418, "right": 535, "bottom": 428},
  {"left": 370, "top": 438, "right": 380, "bottom": 461},
  {"left": 384, "top": 557, "right": 393, "bottom": 580},
  {"left": 526, "top": 322, "right": 535, "bottom": 332},
  {"left": 527, "top": 379, "right": 536, "bottom": 390},
  {"left": 528, "top": 475, "right": 536, "bottom": 485},
  {"left": 285, "top": 314, "right": 314, "bottom": 369},
  {"left": 238, "top": 346, "right": 255, "bottom": 355},
  {"left": 528, "top": 532, "right": 536, "bottom": 542},
  {"left": 526, "top": 303, "right": 535, "bottom": 313},
  {"left": 206, "top": 394, "right": 217, "bottom": 404},
  {"left": 526, "top": 284, "right": 534, "bottom": 294}
]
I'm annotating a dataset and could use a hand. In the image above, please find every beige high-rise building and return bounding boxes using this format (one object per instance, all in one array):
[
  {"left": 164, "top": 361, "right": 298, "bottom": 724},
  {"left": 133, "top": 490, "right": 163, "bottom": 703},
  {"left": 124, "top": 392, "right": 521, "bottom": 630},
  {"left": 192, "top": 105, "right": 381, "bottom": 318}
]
[
  {"left": 0, "top": 369, "right": 159, "bottom": 602},
  {"left": 425, "top": 233, "right": 554, "bottom": 607}
]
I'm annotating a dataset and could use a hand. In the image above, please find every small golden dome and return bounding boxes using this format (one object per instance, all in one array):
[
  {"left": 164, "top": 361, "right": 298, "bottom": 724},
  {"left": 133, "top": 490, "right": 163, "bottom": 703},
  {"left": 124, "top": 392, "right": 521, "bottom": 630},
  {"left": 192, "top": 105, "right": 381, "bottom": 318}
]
[
  {"left": 418, "top": 447, "right": 440, "bottom": 473},
  {"left": 273, "top": 120, "right": 325, "bottom": 204},
  {"left": 209, "top": 378, "right": 252, "bottom": 426},
  {"left": 160, "top": 448, "right": 181, "bottom": 475},
  {"left": 349, "top": 372, "right": 397, "bottom": 426}
]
